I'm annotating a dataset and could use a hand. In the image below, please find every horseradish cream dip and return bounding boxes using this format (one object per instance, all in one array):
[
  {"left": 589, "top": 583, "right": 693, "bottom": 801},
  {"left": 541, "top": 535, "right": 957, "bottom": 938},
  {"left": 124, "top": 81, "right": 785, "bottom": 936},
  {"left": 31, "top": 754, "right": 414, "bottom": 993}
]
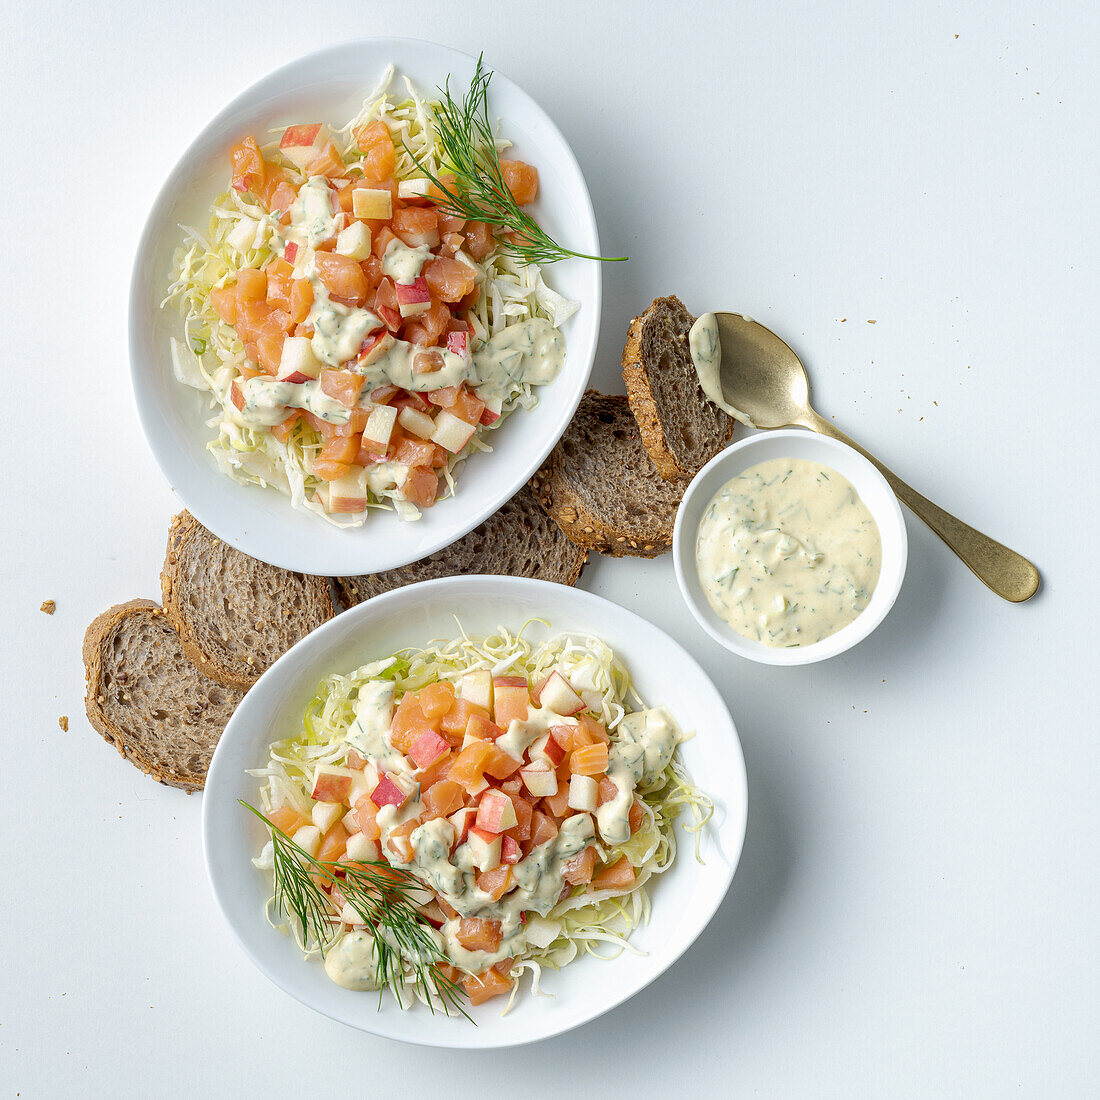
[{"left": 695, "top": 458, "right": 881, "bottom": 646}]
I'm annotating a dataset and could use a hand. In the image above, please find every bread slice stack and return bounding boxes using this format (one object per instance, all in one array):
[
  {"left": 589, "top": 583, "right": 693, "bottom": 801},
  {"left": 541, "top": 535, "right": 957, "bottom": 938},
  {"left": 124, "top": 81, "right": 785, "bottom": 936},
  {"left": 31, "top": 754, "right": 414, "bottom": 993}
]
[
  {"left": 534, "top": 295, "right": 735, "bottom": 557},
  {"left": 83, "top": 514, "right": 337, "bottom": 791},
  {"left": 84, "top": 493, "right": 591, "bottom": 789}
]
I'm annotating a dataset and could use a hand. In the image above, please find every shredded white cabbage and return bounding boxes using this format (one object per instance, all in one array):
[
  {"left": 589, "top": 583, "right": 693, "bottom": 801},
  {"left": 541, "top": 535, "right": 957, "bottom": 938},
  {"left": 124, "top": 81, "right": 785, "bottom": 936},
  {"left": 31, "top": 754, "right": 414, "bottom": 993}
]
[
  {"left": 162, "top": 66, "right": 578, "bottom": 527},
  {"left": 250, "top": 624, "right": 713, "bottom": 1015}
]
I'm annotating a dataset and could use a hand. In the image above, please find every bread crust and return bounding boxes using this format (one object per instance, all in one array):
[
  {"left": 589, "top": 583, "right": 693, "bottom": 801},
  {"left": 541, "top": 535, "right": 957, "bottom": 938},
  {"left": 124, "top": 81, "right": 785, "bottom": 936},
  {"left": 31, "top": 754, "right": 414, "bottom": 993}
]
[
  {"left": 621, "top": 301, "right": 684, "bottom": 480},
  {"left": 82, "top": 599, "right": 240, "bottom": 792},
  {"left": 622, "top": 294, "right": 734, "bottom": 480},
  {"left": 161, "top": 511, "right": 336, "bottom": 690}
]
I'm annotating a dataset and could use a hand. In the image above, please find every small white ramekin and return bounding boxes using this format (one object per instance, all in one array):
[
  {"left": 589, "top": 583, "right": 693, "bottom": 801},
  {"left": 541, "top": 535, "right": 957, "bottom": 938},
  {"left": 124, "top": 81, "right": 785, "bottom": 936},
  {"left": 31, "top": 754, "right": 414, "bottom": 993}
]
[{"left": 673, "top": 429, "right": 908, "bottom": 665}]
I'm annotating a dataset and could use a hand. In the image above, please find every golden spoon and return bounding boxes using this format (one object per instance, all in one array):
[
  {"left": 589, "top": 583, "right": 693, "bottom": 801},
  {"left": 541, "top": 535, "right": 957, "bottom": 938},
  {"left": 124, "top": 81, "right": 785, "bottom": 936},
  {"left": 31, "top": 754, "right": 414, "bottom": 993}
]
[{"left": 701, "top": 312, "right": 1040, "bottom": 602}]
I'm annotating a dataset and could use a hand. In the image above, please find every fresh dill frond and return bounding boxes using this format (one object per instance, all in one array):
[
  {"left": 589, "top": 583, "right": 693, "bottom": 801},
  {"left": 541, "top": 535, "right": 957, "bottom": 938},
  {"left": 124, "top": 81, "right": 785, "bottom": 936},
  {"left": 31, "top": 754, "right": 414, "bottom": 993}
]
[
  {"left": 241, "top": 801, "right": 470, "bottom": 1021},
  {"left": 404, "top": 55, "right": 626, "bottom": 266}
]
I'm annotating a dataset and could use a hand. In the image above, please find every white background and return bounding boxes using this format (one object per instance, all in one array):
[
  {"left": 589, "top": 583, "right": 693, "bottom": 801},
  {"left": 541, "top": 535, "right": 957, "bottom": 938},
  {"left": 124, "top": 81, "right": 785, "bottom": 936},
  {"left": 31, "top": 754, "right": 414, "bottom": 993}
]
[{"left": 2, "top": 0, "right": 1096, "bottom": 1095}]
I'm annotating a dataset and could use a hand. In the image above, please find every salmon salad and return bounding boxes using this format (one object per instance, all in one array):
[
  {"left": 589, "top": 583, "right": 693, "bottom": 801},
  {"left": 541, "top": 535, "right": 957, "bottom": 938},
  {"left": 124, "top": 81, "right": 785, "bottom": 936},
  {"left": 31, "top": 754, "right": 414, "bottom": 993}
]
[
  {"left": 164, "top": 63, "right": 580, "bottom": 526},
  {"left": 247, "top": 626, "right": 712, "bottom": 1014}
]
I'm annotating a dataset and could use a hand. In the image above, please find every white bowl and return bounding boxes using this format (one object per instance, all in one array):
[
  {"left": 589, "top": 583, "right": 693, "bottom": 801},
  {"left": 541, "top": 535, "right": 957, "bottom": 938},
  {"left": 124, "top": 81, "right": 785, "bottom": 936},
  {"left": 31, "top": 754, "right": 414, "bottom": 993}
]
[
  {"left": 202, "top": 576, "right": 747, "bottom": 1047},
  {"left": 130, "top": 39, "right": 600, "bottom": 576},
  {"left": 673, "top": 430, "right": 908, "bottom": 665}
]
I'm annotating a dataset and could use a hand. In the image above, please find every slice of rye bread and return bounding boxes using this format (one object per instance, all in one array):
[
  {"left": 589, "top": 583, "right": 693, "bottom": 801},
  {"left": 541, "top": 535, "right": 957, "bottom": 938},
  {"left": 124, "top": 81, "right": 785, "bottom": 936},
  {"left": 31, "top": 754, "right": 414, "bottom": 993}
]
[
  {"left": 622, "top": 294, "right": 735, "bottom": 479},
  {"left": 82, "top": 599, "right": 244, "bottom": 792},
  {"left": 530, "top": 391, "right": 689, "bottom": 558},
  {"left": 334, "top": 481, "right": 588, "bottom": 607},
  {"left": 161, "top": 512, "right": 336, "bottom": 690}
]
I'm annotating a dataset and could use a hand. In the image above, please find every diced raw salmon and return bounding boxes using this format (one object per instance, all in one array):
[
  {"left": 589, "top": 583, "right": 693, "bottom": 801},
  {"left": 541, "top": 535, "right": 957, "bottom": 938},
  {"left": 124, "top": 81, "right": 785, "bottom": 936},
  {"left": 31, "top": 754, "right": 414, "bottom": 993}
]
[
  {"left": 570, "top": 743, "right": 609, "bottom": 777},
  {"left": 423, "top": 778, "right": 465, "bottom": 818},
  {"left": 354, "top": 120, "right": 396, "bottom": 181},
  {"left": 463, "top": 221, "right": 495, "bottom": 260},
  {"left": 424, "top": 256, "right": 477, "bottom": 303},
  {"left": 463, "top": 964, "right": 512, "bottom": 1006},
  {"left": 476, "top": 866, "right": 514, "bottom": 901},
  {"left": 313, "top": 251, "right": 368, "bottom": 304},
  {"left": 561, "top": 846, "right": 596, "bottom": 885},
  {"left": 209, "top": 285, "right": 237, "bottom": 324},
  {"left": 500, "top": 159, "right": 538, "bottom": 205},
  {"left": 418, "top": 682, "right": 456, "bottom": 721},
  {"left": 402, "top": 466, "right": 439, "bottom": 509},
  {"left": 316, "top": 822, "right": 349, "bottom": 864},
  {"left": 589, "top": 855, "right": 636, "bottom": 892},
  {"left": 454, "top": 917, "right": 502, "bottom": 952}
]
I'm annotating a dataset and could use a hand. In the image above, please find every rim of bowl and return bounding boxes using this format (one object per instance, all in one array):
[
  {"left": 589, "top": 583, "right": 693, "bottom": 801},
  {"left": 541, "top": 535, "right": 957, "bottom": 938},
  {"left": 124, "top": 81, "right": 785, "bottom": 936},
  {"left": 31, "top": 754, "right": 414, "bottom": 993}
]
[
  {"left": 672, "top": 429, "right": 908, "bottom": 666},
  {"left": 128, "top": 37, "right": 601, "bottom": 576}
]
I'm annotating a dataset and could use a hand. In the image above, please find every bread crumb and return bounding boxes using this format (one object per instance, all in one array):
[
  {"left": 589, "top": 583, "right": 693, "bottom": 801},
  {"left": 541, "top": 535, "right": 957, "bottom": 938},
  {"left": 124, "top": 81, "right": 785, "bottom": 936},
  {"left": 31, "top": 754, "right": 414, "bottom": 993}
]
[
  {"left": 40, "top": 600, "right": 56, "bottom": 615},
  {"left": 867, "top": 319, "right": 877, "bottom": 324},
  {"left": 59, "top": 716, "right": 69, "bottom": 731}
]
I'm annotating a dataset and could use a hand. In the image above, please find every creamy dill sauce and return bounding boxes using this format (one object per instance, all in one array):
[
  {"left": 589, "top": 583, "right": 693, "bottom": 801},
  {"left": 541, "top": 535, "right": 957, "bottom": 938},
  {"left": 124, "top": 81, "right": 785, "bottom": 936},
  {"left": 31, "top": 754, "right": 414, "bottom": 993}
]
[
  {"left": 696, "top": 458, "right": 882, "bottom": 647},
  {"left": 597, "top": 707, "right": 681, "bottom": 844},
  {"left": 338, "top": 676, "right": 678, "bottom": 975},
  {"left": 288, "top": 177, "right": 338, "bottom": 248},
  {"left": 324, "top": 930, "right": 380, "bottom": 990},
  {"left": 381, "top": 238, "right": 432, "bottom": 284},
  {"left": 687, "top": 312, "right": 756, "bottom": 427}
]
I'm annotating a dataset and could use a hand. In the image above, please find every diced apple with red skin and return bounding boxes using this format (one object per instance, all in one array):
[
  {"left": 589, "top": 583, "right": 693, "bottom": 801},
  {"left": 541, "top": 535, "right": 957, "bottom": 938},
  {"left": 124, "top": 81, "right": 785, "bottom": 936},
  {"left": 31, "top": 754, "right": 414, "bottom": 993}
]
[
  {"left": 377, "top": 304, "right": 402, "bottom": 332},
  {"left": 568, "top": 773, "right": 598, "bottom": 812},
  {"left": 445, "top": 329, "right": 471, "bottom": 363},
  {"left": 279, "top": 123, "right": 330, "bottom": 170},
  {"left": 480, "top": 393, "right": 503, "bottom": 425},
  {"left": 345, "top": 832, "right": 378, "bottom": 863},
  {"left": 336, "top": 220, "right": 372, "bottom": 261},
  {"left": 448, "top": 806, "right": 477, "bottom": 847},
  {"left": 284, "top": 241, "right": 299, "bottom": 263},
  {"left": 537, "top": 671, "right": 585, "bottom": 716},
  {"left": 362, "top": 403, "right": 397, "bottom": 450},
  {"left": 370, "top": 772, "right": 409, "bottom": 810},
  {"left": 352, "top": 187, "right": 393, "bottom": 220},
  {"left": 475, "top": 789, "right": 519, "bottom": 834},
  {"left": 310, "top": 765, "right": 356, "bottom": 803},
  {"left": 311, "top": 800, "right": 344, "bottom": 834},
  {"left": 327, "top": 468, "right": 368, "bottom": 514},
  {"left": 500, "top": 835, "right": 521, "bottom": 865},
  {"left": 277, "top": 335, "right": 322, "bottom": 383},
  {"left": 460, "top": 669, "right": 493, "bottom": 711},
  {"left": 466, "top": 826, "right": 502, "bottom": 871},
  {"left": 396, "top": 277, "right": 431, "bottom": 318},
  {"left": 430, "top": 410, "right": 477, "bottom": 454},
  {"left": 520, "top": 760, "right": 559, "bottom": 798},
  {"left": 528, "top": 731, "right": 566, "bottom": 767},
  {"left": 397, "top": 178, "right": 432, "bottom": 201},
  {"left": 357, "top": 330, "right": 395, "bottom": 366},
  {"left": 397, "top": 406, "right": 436, "bottom": 440},
  {"left": 493, "top": 677, "right": 530, "bottom": 727},
  {"left": 408, "top": 729, "right": 450, "bottom": 770}
]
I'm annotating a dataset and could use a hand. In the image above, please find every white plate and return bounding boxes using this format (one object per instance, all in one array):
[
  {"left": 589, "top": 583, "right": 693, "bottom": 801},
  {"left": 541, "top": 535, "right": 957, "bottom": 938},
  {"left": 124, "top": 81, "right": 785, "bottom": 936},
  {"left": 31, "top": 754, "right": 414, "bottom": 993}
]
[
  {"left": 673, "top": 429, "right": 908, "bottom": 665},
  {"left": 202, "top": 576, "right": 748, "bottom": 1047},
  {"left": 130, "top": 39, "right": 600, "bottom": 575}
]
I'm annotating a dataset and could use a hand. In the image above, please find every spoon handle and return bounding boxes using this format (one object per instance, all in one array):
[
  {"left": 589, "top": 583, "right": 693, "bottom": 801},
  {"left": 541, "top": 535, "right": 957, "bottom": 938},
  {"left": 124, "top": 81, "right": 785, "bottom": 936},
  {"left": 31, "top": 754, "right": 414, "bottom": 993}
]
[{"left": 800, "top": 412, "right": 1040, "bottom": 602}]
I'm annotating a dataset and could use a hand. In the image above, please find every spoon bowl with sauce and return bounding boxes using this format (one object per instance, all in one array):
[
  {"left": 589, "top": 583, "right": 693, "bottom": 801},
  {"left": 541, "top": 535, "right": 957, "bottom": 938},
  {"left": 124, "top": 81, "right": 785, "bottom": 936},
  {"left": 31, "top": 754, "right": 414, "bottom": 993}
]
[
  {"left": 673, "top": 430, "right": 908, "bottom": 665},
  {"left": 688, "top": 313, "right": 1040, "bottom": 603}
]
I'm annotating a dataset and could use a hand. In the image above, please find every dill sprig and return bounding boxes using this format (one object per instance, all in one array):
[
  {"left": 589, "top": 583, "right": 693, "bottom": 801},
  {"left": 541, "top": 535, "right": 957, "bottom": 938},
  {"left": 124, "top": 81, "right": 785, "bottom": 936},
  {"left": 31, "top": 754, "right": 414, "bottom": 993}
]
[
  {"left": 241, "top": 801, "right": 470, "bottom": 1021},
  {"left": 405, "top": 55, "right": 626, "bottom": 266}
]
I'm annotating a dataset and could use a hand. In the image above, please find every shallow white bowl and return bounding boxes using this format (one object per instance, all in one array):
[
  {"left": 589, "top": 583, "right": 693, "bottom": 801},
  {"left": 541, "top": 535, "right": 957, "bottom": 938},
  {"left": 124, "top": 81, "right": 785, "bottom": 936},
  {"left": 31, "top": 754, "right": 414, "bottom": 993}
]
[
  {"left": 130, "top": 39, "right": 600, "bottom": 576},
  {"left": 202, "top": 576, "right": 747, "bottom": 1047},
  {"left": 673, "top": 429, "right": 908, "bottom": 666}
]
